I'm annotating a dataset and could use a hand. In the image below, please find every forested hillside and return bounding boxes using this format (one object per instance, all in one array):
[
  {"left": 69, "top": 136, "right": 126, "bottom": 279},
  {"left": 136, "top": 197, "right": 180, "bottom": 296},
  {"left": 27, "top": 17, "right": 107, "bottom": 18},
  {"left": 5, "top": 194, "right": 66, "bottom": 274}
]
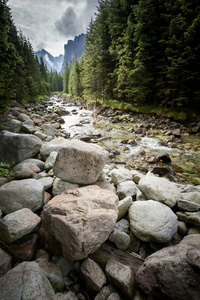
[
  {"left": 64, "top": 0, "right": 200, "bottom": 112},
  {"left": 0, "top": 0, "right": 62, "bottom": 114}
]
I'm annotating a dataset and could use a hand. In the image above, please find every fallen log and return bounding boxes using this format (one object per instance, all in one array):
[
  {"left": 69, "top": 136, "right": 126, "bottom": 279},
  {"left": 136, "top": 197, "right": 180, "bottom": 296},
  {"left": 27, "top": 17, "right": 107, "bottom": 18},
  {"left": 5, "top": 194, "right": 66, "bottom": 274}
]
[{"left": 89, "top": 242, "right": 144, "bottom": 274}]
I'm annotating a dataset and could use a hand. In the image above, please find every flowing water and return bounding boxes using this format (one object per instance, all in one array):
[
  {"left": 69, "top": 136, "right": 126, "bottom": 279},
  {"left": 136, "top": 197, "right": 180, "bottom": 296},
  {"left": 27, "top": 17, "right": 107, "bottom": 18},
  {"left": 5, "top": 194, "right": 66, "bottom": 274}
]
[{"left": 48, "top": 96, "right": 200, "bottom": 185}]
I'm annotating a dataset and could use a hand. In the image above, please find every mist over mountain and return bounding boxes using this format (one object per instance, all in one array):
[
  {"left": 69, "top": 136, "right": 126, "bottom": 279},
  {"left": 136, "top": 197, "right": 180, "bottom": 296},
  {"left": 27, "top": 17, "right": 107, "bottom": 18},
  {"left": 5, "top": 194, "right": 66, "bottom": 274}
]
[
  {"left": 61, "top": 33, "right": 86, "bottom": 73},
  {"left": 35, "top": 49, "right": 64, "bottom": 73}
]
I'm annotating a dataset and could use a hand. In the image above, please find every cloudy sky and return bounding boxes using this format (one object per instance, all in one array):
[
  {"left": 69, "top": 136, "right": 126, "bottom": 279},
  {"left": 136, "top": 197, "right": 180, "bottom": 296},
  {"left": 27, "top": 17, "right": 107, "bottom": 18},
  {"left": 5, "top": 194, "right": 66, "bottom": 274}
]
[{"left": 8, "top": 0, "right": 98, "bottom": 56}]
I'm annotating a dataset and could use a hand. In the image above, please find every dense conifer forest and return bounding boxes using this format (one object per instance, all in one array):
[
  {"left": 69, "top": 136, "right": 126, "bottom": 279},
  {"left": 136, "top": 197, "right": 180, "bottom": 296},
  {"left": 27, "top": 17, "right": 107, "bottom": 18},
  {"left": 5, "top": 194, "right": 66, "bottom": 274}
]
[
  {"left": 1, "top": 0, "right": 200, "bottom": 115},
  {"left": 0, "top": 0, "right": 63, "bottom": 114},
  {"left": 64, "top": 0, "right": 200, "bottom": 114}
]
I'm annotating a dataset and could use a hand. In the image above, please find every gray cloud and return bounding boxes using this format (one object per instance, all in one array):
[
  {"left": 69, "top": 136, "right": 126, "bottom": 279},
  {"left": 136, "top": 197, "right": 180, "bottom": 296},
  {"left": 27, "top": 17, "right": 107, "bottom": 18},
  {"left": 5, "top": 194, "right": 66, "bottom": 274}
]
[{"left": 55, "top": 7, "right": 79, "bottom": 37}]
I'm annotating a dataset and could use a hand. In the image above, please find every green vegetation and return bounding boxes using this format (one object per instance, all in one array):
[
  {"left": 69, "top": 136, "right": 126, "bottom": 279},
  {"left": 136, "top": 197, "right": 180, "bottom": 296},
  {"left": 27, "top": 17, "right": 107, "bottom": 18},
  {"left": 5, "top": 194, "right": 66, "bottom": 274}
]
[
  {"left": 0, "top": 0, "right": 63, "bottom": 114},
  {"left": 63, "top": 0, "right": 200, "bottom": 118},
  {"left": 0, "top": 162, "right": 13, "bottom": 180}
]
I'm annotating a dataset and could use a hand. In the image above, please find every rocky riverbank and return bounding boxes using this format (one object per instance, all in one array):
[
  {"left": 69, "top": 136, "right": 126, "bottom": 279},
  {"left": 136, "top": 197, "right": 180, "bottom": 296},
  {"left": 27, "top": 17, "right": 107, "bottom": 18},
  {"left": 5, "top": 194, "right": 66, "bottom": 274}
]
[{"left": 0, "top": 95, "right": 200, "bottom": 300}]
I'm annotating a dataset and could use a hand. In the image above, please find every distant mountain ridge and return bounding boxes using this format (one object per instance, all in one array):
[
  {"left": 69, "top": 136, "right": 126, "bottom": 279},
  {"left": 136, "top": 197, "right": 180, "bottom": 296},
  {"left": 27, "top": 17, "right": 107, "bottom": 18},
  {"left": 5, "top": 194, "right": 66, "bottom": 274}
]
[
  {"left": 61, "top": 33, "right": 86, "bottom": 73},
  {"left": 35, "top": 33, "right": 86, "bottom": 74},
  {"left": 35, "top": 49, "right": 64, "bottom": 73}
]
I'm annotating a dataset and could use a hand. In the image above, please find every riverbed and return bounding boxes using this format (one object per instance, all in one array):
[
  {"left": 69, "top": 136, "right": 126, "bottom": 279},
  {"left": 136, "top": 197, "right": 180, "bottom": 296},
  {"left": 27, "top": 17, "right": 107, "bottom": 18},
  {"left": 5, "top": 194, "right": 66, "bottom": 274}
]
[{"left": 48, "top": 95, "right": 200, "bottom": 185}]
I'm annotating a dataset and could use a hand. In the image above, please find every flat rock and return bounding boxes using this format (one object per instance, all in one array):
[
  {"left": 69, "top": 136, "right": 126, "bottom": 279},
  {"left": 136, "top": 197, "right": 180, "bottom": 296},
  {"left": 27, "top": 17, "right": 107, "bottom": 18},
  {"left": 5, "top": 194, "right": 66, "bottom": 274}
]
[
  {"left": 42, "top": 185, "right": 118, "bottom": 260},
  {"left": 0, "top": 208, "right": 41, "bottom": 243},
  {"left": 138, "top": 174, "right": 182, "bottom": 208},
  {"left": 0, "top": 130, "right": 42, "bottom": 164},
  {"left": 129, "top": 200, "right": 178, "bottom": 243},
  {"left": 53, "top": 139, "right": 109, "bottom": 184},
  {"left": 135, "top": 234, "right": 200, "bottom": 300},
  {"left": 0, "top": 261, "right": 55, "bottom": 300},
  {"left": 0, "top": 178, "right": 44, "bottom": 214}
]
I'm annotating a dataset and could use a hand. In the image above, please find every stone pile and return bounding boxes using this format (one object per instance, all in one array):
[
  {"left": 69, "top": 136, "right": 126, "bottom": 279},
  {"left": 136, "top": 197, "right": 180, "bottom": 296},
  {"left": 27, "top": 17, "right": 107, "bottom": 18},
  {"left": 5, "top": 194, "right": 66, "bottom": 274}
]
[{"left": 0, "top": 96, "right": 200, "bottom": 300}]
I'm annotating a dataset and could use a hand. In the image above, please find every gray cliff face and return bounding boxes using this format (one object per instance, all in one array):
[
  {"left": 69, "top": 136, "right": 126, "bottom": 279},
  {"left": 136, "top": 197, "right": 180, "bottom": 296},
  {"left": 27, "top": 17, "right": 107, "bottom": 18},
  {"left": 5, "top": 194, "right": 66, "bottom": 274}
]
[
  {"left": 61, "top": 33, "right": 86, "bottom": 73},
  {"left": 35, "top": 49, "right": 64, "bottom": 73}
]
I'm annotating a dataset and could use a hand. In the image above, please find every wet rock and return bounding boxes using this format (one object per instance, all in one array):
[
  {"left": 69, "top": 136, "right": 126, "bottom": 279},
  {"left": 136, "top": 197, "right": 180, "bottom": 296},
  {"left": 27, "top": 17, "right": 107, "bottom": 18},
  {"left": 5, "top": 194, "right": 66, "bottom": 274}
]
[
  {"left": 0, "top": 118, "right": 22, "bottom": 133},
  {"left": 138, "top": 173, "right": 182, "bottom": 208},
  {"left": 129, "top": 200, "right": 178, "bottom": 243},
  {"left": 0, "top": 261, "right": 55, "bottom": 300},
  {"left": 0, "top": 130, "right": 42, "bottom": 164},
  {"left": 80, "top": 258, "right": 106, "bottom": 293},
  {"left": 105, "top": 259, "right": 134, "bottom": 298},
  {"left": 0, "top": 179, "right": 44, "bottom": 214},
  {"left": 157, "top": 152, "right": 171, "bottom": 163},
  {"left": 54, "top": 139, "right": 109, "bottom": 184},
  {"left": 135, "top": 235, "right": 200, "bottom": 300},
  {"left": 117, "top": 196, "right": 133, "bottom": 221},
  {"left": 0, "top": 248, "right": 12, "bottom": 276},
  {"left": 116, "top": 180, "right": 137, "bottom": 200},
  {"left": 42, "top": 185, "right": 118, "bottom": 260},
  {"left": 0, "top": 208, "right": 41, "bottom": 243},
  {"left": 109, "top": 168, "right": 133, "bottom": 185}
]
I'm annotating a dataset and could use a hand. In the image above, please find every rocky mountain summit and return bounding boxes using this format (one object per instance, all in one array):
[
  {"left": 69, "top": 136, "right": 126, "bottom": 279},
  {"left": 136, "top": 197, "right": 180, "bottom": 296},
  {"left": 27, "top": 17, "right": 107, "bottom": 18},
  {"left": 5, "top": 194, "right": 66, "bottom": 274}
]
[{"left": 0, "top": 95, "right": 200, "bottom": 300}]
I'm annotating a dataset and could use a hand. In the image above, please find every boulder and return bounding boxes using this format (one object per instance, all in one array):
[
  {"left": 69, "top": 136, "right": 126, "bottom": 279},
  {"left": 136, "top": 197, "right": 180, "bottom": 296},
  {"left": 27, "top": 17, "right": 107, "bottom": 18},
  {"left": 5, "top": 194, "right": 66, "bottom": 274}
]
[
  {"left": 18, "top": 113, "right": 31, "bottom": 122},
  {"left": 0, "top": 179, "right": 44, "bottom": 214},
  {"left": 53, "top": 139, "right": 109, "bottom": 184},
  {"left": 40, "top": 137, "right": 71, "bottom": 159},
  {"left": 129, "top": 200, "right": 178, "bottom": 243},
  {"left": 80, "top": 258, "right": 107, "bottom": 293},
  {"left": 42, "top": 185, "right": 118, "bottom": 260},
  {"left": 42, "top": 123, "right": 55, "bottom": 137},
  {"left": 135, "top": 234, "right": 200, "bottom": 300},
  {"left": 0, "top": 130, "right": 42, "bottom": 164},
  {"left": 138, "top": 174, "right": 182, "bottom": 208},
  {"left": 109, "top": 168, "right": 133, "bottom": 186},
  {"left": 0, "top": 208, "right": 41, "bottom": 243},
  {"left": 0, "top": 261, "right": 55, "bottom": 300}
]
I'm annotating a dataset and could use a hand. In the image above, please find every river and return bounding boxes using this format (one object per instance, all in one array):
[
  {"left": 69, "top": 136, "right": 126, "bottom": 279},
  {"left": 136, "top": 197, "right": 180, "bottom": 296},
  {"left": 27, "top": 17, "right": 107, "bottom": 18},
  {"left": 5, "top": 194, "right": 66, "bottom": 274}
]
[{"left": 48, "top": 95, "right": 200, "bottom": 185}]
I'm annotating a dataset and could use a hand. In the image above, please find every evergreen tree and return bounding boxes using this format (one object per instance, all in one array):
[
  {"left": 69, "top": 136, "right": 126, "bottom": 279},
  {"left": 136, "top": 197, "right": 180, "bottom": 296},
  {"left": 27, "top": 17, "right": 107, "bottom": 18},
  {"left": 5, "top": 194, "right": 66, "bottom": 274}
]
[{"left": 63, "top": 62, "right": 70, "bottom": 93}]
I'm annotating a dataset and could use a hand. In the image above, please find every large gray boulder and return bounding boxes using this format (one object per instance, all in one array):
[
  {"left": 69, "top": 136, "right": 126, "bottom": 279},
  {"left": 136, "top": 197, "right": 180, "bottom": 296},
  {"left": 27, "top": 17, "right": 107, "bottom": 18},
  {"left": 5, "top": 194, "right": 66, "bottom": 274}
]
[
  {"left": 0, "top": 130, "right": 42, "bottom": 164},
  {"left": 0, "top": 208, "right": 41, "bottom": 243},
  {"left": 135, "top": 234, "right": 200, "bottom": 300},
  {"left": 0, "top": 261, "right": 55, "bottom": 300},
  {"left": 129, "top": 200, "right": 178, "bottom": 243},
  {"left": 42, "top": 185, "right": 119, "bottom": 260},
  {"left": 0, "top": 179, "right": 44, "bottom": 214},
  {"left": 138, "top": 174, "right": 182, "bottom": 208},
  {"left": 0, "top": 118, "right": 22, "bottom": 133},
  {"left": 53, "top": 139, "right": 109, "bottom": 184}
]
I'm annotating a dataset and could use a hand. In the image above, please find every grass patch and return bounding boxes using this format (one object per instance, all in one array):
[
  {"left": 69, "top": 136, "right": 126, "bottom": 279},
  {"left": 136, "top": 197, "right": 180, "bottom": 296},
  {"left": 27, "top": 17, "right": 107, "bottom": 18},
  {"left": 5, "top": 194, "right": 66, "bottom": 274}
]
[{"left": 0, "top": 162, "right": 14, "bottom": 180}]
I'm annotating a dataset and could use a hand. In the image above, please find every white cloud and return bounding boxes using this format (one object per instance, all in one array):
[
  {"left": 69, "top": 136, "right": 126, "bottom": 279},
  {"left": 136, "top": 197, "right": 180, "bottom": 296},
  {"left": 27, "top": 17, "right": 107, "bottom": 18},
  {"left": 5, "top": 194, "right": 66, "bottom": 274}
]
[{"left": 8, "top": 0, "right": 98, "bottom": 56}]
